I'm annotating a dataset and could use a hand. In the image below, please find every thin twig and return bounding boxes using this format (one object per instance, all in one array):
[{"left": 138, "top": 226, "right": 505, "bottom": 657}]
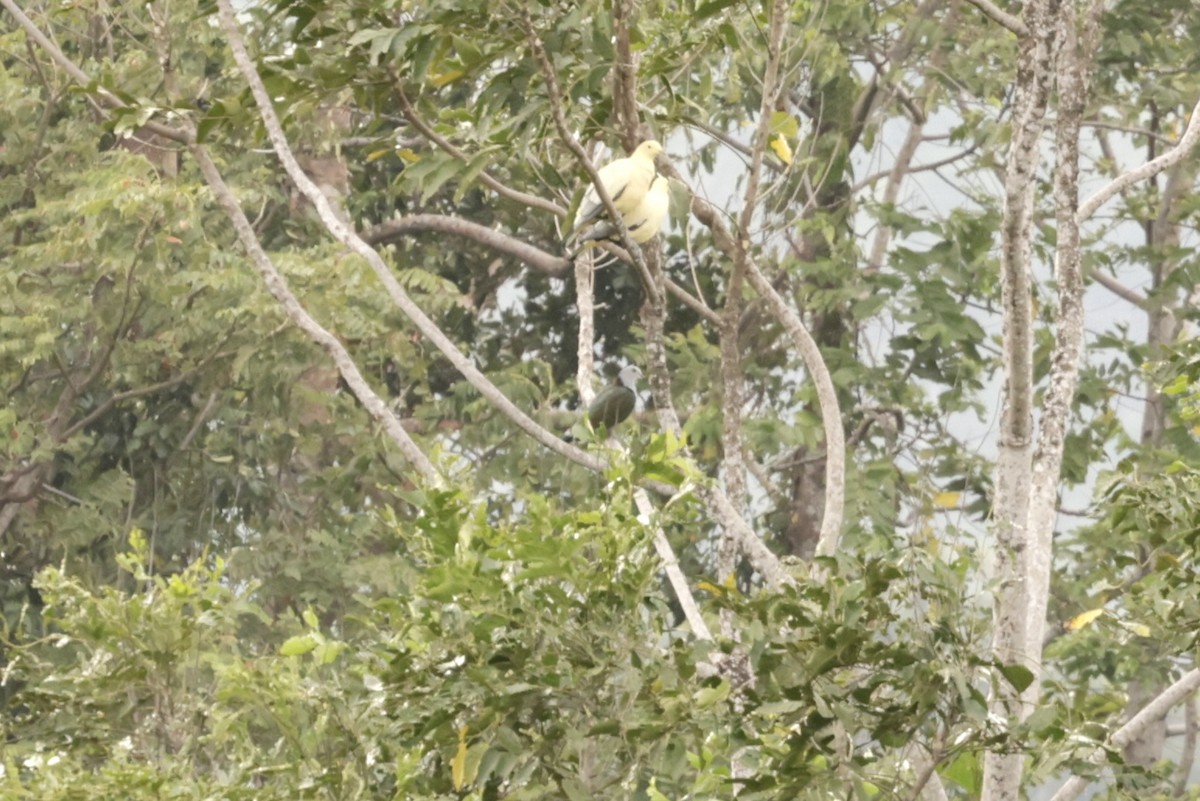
[
  {"left": 362, "top": 214, "right": 570, "bottom": 276},
  {"left": 962, "top": 0, "right": 1031, "bottom": 36},
  {"left": 1049, "top": 669, "right": 1200, "bottom": 801},
  {"left": 393, "top": 83, "right": 567, "bottom": 216},
  {"left": 1079, "top": 93, "right": 1200, "bottom": 222},
  {"left": 0, "top": 0, "right": 190, "bottom": 145},
  {"left": 519, "top": 9, "right": 661, "bottom": 306}
]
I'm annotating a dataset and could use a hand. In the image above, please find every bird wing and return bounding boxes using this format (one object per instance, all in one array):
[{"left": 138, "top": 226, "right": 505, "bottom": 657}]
[
  {"left": 568, "top": 145, "right": 659, "bottom": 239},
  {"left": 588, "top": 384, "right": 636, "bottom": 429},
  {"left": 574, "top": 156, "right": 633, "bottom": 229},
  {"left": 569, "top": 175, "right": 669, "bottom": 252},
  {"left": 626, "top": 175, "right": 670, "bottom": 244}
]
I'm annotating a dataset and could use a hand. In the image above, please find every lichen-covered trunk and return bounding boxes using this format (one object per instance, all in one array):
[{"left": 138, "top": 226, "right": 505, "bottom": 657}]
[{"left": 982, "top": 0, "right": 1062, "bottom": 798}]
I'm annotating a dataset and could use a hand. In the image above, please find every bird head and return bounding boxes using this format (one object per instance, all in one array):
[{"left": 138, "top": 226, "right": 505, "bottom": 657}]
[
  {"left": 635, "top": 140, "right": 663, "bottom": 161},
  {"left": 617, "top": 365, "right": 643, "bottom": 389}
]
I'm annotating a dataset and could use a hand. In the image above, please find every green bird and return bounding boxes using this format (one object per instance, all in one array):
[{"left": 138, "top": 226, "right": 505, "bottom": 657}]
[
  {"left": 564, "top": 365, "right": 642, "bottom": 441},
  {"left": 588, "top": 365, "right": 642, "bottom": 430}
]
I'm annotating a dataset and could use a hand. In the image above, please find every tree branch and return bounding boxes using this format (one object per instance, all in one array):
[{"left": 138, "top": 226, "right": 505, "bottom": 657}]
[
  {"left": 679, "top": 181, "right": 846, "bottom": 556},
  {"left": 962, "top": 0, "right": 1031, "bottom": 37},
  {"left": 212, "top": 0, "right": 787, "bottom": 600},
  {"left": 1172, "top": 693, "right": 1197, "bottom": 796},
  {"left": 866, "top": 96, "right": 927, "bottom": 272},
  {"left": 1089, "top": 269, "right": 1147, "bottom": 309},
  {"left": 634, "top": 487, "right": 714, "bottom": 640},
  {"left": 1078, "top": 93, "right": 1200, "bottom": 223},
  {"left": 983, "top": 0, "right": 1058, "bottom": 793},
  {"left": 362, "top": 214, "right": 570, "bottom": 276},
  {"left": 192, "top": 145, "right": 442, "bottom": 483},
  {"left": 717, "top": 0, "right": 790, "bottom": 579},
  {"left": 1048, "top": 669, "right": 1200, "bottom": 801},
  {"left": 519, "top": 9, "right": 661, "bottom": 306},
  {"left": 1023, "top": 0, "right": 1096, "bottom": 707},
  {"left": 0, "top": 0, "right": 191, "bottom": 145},
  {"left": 392, "top": 84, "right": 567, "bottom": 217},
  {"left": 214, "top": 0, "right": 618, "bottom": 482}
]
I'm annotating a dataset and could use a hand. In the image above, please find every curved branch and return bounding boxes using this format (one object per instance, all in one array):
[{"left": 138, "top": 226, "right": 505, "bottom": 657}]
[
  {"left": 362, "top": 214, "right": 570, "bottom": 276},
  {"left": 682, "top": 183, "right": 846, "bottom": 555},
  {"left": 193, "top": 146, "right": 442, "bottom": 483},
  {"left": 1079, "top": 93, "right": 1200, "bottom": 223},
  {"left": 962, "top": 0, "right": 1030, "bottom": 36},
  {"left": 392, "top": 85, "right": 567, "bottom": 217},
  {"left": 1049, "top": 669, "right": 1200, "bottom": 801},
  {"left": 1, "top": 0, "right": 190, "bottom": 145},
  {"left": 214, "top": 0, "right": 614, "bottom": 478}
]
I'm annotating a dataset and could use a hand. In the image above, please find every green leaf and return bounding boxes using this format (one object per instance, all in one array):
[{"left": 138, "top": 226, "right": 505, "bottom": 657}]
[
  {"left": 696, "top": 0, "right": 739, "bottom": 20},
  {"left": 693, "top": 680, "right": 730, "bottom": 709},
  {"left": 998, "top": 662, "right": 1036, "bottom": 693},
  {"left": 280, "top": 634, "right": 318, "bottom": 656},
  {"left": 940, "top": 751, "right": 982, "bottom": 795}
]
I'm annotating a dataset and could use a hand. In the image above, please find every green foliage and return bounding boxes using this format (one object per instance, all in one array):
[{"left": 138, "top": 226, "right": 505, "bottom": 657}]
[{"left": 3, "top": 517, "right": 1004, "bottom": 800}]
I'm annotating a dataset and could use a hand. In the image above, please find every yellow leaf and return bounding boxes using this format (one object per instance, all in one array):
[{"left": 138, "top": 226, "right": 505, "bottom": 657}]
[
  {"left": 770, "top": 134, "right": 793, "bottom": 165},
  {"left": 933, "top": 491, "right": 961, "bottom": 510},
  {"left": 1121, "top": 621, "right": 1152, "bottom": 637},
  {"left": 451, "top": 725, "right": 469, "bottom": 790},
  {"left": 366, "top": 148, "right": 392, "bottom": 162},
  {"left": 397, "top": 148, "right": 421, "bottom": 164},
  {"left": 431, "top": 69, "right": 464, "bottom": 87},
  {"left": 696, "top": 580, "right": 724, "bottom": 596},
  {"left": 1066, "top": 608, "right": 1105, "bottom": 631}
]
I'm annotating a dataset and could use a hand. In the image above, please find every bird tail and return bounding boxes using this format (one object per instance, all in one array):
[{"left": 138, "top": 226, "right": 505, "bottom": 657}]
[{"left": 564, "top": 221, "right": 620, "bottom": 259}]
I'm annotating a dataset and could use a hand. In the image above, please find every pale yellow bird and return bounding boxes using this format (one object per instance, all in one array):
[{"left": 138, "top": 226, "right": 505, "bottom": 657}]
[
  {"left": 569, "top": 173, "right": 670, "bottom": 254},
  {"left": 567, "top": 140, "right": 663, "bottom": 242}
]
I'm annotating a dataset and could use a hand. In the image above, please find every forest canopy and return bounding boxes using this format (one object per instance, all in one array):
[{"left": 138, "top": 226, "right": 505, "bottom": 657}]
[{"left": 1, "top": 0, "right": 1199, "bottom": 798}]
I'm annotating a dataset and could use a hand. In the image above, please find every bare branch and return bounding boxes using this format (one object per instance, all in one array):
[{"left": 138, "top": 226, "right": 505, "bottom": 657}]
[
  {"left": 1, "top": 0, "right": 190, "bottom": 145},
  {"left": 59, "top": 361, "right": 214, "bottom": 441},
  {"left": 905, "top": 739, "right": 952, "bottom": 801},
  {"left": 1049, "top": 670, "right": 1200, "bottom": 801},
  {"left": 635, "top": 488, "right": 714, "bottom": 640},
  {"left": 680, "top": 179, "right": 846, "bottom": 555},
  {"left": 983, "top": 0, "right": 1059, "bottom": 792},
  {"left": 362, "top": 214, "right": 570, "bottom": 276},
  {"left": 214, "top": 0, "right": 617, "bottom": 482},
  {"left": 611, "top": 0, "right": 642, "bottom": 148},
  {"left": 1079, "top": 93, "right": 1200, "bottom": 223},
  {"left": 866, "top": 103, "right": 927, "bottom": 272},
  {"left": 666, "top": 276, "right": 721, "bottom": 325},
  {"left": 192, "top": 146, "right": 441, "bottom": 483},
  {"left": 178, "top": 390, "right": 220, "bottom": 453},
  {"left": 575, "top": 249, "right": 598, "bottom": 408},
  {"left": 1172, "top": 694, "right": 1197, "bottom": 796},
  {"left": 852, "top": 145, "right": 975, "bottom": 194},
  {"left": 741, "top": 259, "right": 846, "bottom": 557},
  {"left": 1024, "top": 0, "right": 1096, "bottom": 698},
  {"left": 1090, "top": 269, "right": 1147, "bottom": 309},
  {"left": 1086, "top": 118, "right": 1176, "bottom": 145},
  {"left": 717, "top": 0, "right": 790, "bottom": 578},
  {"left": 393, "top": 85, "right": 567, "bottom": 217},
  {"left": 589, "top": 240, "right": 719, "bottom": 323},
  {"left": 962, "top": 0, "right": 1031, "bottom": 36}
]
